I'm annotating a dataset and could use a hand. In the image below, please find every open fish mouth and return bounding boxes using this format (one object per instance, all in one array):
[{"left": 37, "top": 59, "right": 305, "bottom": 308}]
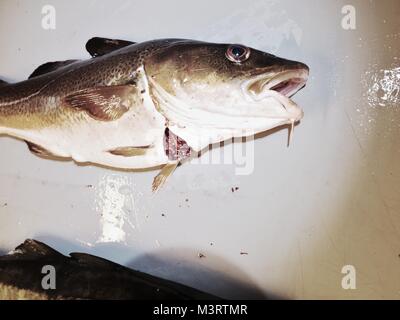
[
  {"left": 247, "top": 68, "right": 309, "bottom": 99},
  {"left": 255, "top": 69, "right": 309, "bottom": 97},
  {"left": 243, "top": 68, "right": 309, "bottom": 122}
]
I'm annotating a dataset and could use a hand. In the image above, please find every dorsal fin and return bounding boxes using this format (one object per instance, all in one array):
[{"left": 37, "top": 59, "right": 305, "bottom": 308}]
[
  {"left": 0, "top": 239, "right": 63, "bottom": 261},
  {"left": 86, "top": 37, "right": 135, "bottom": 57},
  {"left": 29, "top": 60, "right": 79, "bottom": 79}
]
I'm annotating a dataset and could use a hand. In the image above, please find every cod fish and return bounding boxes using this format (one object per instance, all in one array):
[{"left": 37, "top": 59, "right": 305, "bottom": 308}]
[
  {"left": 0, "top": 239, "right": 219, "bottom": 300},
  {"left": 0, "top": 37, "right": 309, "bottom": 190}
]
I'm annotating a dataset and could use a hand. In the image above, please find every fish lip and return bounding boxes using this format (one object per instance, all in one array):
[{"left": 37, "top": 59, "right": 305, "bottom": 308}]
[
  {"left": 246, "top": 68, "right": 309, "bottom": 98},
  {"left": 267, "top": 71, "right": 308, "bottom": 98},
  {"left": 242, "top": 68, "right": 309, "bottom": 122}
]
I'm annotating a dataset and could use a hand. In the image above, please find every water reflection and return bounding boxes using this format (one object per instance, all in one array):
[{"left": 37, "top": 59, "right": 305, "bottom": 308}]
[{"left": 95, "top": 174, "right": 136, "bottom": 243}]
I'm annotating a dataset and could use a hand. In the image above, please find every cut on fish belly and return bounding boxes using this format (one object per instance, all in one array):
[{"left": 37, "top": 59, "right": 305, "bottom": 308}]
[{"left": 0, "top": 37, "right": 309, "bottom": 190}]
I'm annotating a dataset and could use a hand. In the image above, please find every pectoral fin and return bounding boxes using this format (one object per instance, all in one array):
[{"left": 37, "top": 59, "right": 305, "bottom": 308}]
[
  {"left": 64, "top": 85, "right": 137, "bottom": 121},
  {"left": 86, "top": 37, "right": 136, "bottom": 57},
  {"left": 108, "top": 145, "right": 151, "bottom": 157},
  {"left": 152, "top": 162, "right": 179, "bottom": 192}
]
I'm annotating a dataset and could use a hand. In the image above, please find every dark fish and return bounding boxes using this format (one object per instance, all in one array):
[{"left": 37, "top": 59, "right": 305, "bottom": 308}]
[{"left": 0, "top": 239, "right": 219, "bottom": 300}]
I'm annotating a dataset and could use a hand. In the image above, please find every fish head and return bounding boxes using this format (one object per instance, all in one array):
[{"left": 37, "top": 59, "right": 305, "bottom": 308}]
[{"left": 145, "top": 40, "right": 309, "bottom": 151}]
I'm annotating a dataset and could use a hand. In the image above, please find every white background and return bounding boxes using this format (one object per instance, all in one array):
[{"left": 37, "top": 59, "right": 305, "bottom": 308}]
[{"left": 0, "top": 0, "right": 399, "bottom": 299}]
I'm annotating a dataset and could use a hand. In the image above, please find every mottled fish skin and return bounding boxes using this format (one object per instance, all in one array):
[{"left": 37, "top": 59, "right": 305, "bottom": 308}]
[
  {"left": 0, "top": 38, "right": 309, "bottom": 189},
  {"left": 0, "top": 39, "right": 181, "bottom": 170},
  {"left": 0, "top": 39, "right": 177, "bottom": 130}
]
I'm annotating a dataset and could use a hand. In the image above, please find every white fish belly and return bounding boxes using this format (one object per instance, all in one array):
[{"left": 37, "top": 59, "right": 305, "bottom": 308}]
[{"left": 2, "top": 96, "right": 169, "bottom": 170}]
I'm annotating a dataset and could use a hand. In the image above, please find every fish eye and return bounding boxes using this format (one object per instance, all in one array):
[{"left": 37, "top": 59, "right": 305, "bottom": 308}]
[{"left": 226, "top": 44, "right": 251, "bottom": 63}]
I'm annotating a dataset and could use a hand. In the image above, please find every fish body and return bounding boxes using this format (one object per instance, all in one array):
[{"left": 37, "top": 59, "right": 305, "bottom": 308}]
[
  {"left": 0, "top": 239, "right": 219, "bottom": 300},
  {"left": 0, "top": 38, "right": 309, "bottom": 189},
  {"left": 0, "top": 40, "right": 173, "bottom": 169}
]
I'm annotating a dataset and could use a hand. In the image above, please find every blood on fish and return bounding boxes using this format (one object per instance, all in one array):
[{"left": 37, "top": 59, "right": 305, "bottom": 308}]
[{"left": 163, "top": 128, "right": 191, "bottom": 161}]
